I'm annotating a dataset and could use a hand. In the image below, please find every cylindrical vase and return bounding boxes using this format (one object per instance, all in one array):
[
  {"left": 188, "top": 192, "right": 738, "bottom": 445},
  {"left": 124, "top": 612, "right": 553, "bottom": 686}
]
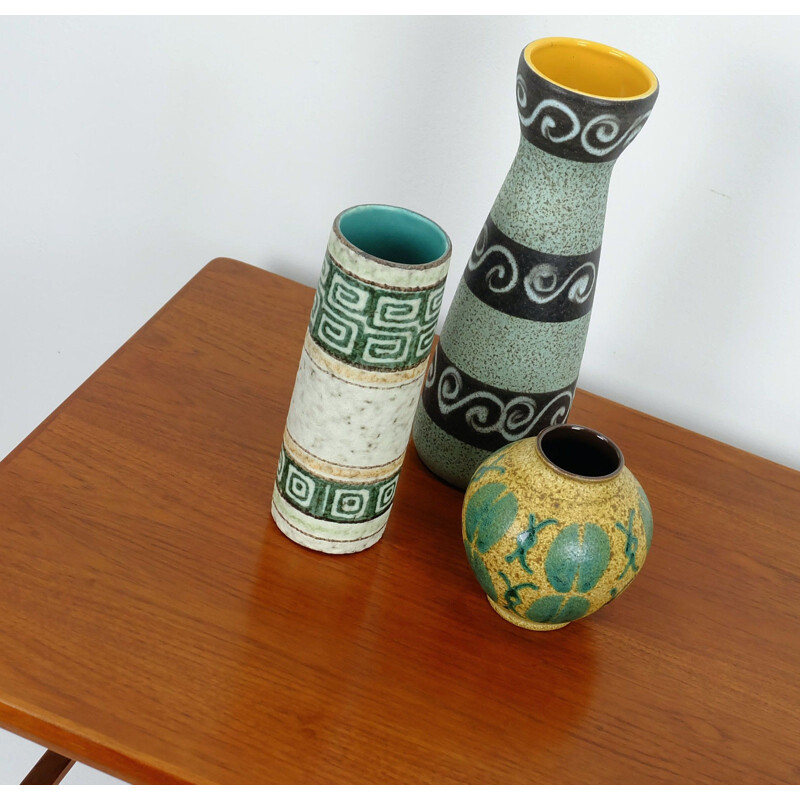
[
  {"left": 272, "top": 204, "right": 452, "bottom": 554},
  {"left": 413, "top": 37, "right": 659, "bottom": 489}
]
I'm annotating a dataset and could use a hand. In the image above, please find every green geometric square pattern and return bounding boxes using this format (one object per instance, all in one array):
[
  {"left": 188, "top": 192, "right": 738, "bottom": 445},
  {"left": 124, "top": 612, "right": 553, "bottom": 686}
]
[
  {"left": 308, "top": 255, "right": 445, "bottom": 371},
  {"left": 276, "top": 446, "right": 401, "bottom": 522}
]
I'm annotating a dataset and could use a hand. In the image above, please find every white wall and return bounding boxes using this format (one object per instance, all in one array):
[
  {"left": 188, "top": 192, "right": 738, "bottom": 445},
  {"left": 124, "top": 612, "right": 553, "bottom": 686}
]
[{"left": 2, "top": 14, "right": 799, "bottom": 475}]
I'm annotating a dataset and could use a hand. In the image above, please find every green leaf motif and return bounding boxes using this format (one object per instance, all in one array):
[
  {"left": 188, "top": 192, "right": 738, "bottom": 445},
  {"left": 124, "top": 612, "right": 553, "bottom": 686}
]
[
  {"left": 545, "top": 523, "right": 611, "bottom": 593},
  {"left": 464, "top": 483, "right": 518, "bottom": 554},
  {"left": 526, "top": 594, "right": 590, "bottom": 624},
  {"left": 637, "top": 487, "right": 654, "bottom": 550},
  {"left": 465, "top": 544, "right": 498, "bottom": 601},
  {"left": 525, "top": 594, "right": 562, "bottom": 622},
  {"left": 471, "top": 445, "right": 512, "bottom": 482}
]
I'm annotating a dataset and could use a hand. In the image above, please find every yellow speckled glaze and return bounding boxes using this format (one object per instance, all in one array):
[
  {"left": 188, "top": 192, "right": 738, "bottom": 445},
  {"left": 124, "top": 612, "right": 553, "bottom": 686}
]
[{"left": 462, "top": 425, "right": 653, "bottom": 631}]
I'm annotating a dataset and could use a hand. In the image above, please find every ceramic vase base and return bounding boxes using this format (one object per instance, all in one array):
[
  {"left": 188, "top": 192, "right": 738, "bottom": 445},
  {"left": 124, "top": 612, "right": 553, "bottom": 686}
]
[
  {"left": 271, "top": 498, "right": 385, "bottom": 555},
  {"left": 487, "top": 597, "right": 569, "bottom": 631},
  {"left": 412, "top": 405, "right": 491, "bottom": 491}
]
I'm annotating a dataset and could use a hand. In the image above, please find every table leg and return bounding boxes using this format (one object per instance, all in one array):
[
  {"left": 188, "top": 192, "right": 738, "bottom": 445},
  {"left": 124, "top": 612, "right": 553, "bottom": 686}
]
[{"left": 21, "top": 750, "right": 76, "bottom": 785}]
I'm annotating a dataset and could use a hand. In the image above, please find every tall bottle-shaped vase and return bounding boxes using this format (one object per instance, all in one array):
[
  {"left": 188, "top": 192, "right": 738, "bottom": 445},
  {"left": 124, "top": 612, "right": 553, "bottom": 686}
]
[{"left": 413, "top": 37, "right": 659, "bottom": 489}]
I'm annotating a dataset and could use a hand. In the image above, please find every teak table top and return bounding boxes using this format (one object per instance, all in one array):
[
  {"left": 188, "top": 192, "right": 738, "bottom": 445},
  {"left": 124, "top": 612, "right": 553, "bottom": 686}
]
[{"left": 0, "top": 258, "right": 798, "bottom": 784}]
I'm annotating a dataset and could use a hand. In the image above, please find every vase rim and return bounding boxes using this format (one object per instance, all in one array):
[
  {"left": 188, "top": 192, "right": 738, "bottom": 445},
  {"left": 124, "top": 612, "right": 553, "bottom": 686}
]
[
  {"left": 523, "top": 37, "right": 658, "bottom": 102},
  {"left": 536, "top": 424, "right": 625, "bottom": 482},
  {"left": 333, "top": 204, "right": 453, "bottom": 271}
]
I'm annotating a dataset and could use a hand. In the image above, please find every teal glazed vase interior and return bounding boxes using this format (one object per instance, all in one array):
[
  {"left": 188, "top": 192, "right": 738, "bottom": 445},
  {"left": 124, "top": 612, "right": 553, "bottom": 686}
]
[
  {"left": 462, "top": 425, "right": 654, "bottom": 631},
  {"left": 413, "top": 37, "right": 659, "bottom": 489}
]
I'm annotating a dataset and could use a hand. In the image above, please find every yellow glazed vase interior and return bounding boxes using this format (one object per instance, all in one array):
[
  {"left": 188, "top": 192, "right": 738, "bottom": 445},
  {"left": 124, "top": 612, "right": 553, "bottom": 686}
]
[{"left": 523, "top": 37, "right": 658, "bottom": 100}]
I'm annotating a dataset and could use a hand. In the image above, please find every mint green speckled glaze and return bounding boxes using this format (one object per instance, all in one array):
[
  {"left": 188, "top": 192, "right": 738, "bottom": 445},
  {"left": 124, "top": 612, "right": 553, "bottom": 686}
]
[
  {"left": 440, "top": 279, "right": 592, "bottom": 393},
  {"left": 412, "top": 38, "right": 658, "bottom": 489},
  {"left": 413, "top": 404, "right": 491, "bottom": 488},
  {"left": 491, "top": 140, "right": 613, "bottom": 256}
]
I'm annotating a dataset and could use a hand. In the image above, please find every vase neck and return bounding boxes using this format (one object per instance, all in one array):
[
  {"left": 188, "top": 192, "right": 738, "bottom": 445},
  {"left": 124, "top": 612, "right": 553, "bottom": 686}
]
[
  {"left": 491, "top": 138, "right": 614, "bottom": 256},
  {"left": 516, "top": 38, "right": 658, "bottom": 164}
]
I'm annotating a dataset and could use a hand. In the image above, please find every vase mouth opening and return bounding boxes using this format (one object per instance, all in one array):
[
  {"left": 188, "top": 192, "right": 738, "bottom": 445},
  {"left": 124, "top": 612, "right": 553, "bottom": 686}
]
[
  {"left": 334, "top": 204, "right": 452, "bottom": 268},
  {"left": 524, "top": 37, "right": 658, "bottom": 101},
  {"left": 537, "top": 424, "right": 624, "bottom": 481}
]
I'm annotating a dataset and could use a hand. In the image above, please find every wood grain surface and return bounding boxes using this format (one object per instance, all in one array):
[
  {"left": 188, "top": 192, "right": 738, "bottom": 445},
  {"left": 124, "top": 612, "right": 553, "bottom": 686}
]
[{"left": 0, "top": 258, "right": 798, "bottom": 784}]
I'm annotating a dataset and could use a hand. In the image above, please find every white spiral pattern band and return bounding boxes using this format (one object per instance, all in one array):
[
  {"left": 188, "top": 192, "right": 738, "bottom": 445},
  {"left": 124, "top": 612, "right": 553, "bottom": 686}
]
[
  {"left": 517, "top": 74, "right": 651, "bottom": 158},
  {"left": 437, "top": 365, "right": 573, "bottom": 442},
  {"left": 523, "top": 262, "right": 596, "bottom": 305}
]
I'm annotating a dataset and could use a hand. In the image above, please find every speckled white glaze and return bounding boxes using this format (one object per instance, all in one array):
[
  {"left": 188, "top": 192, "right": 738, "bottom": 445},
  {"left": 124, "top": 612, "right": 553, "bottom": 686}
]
[{"left": 285, "top": 346, "right": 425, "bottom": 470}]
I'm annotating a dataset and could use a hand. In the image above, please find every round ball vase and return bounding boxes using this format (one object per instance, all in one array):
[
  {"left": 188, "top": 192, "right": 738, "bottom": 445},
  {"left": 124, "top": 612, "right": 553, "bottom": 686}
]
[
  {"left": 414, "top": 37, "right": 659, "bottom": 489},
  {"left": 462, "top": 424, "right": 654, "bottom": 631}
]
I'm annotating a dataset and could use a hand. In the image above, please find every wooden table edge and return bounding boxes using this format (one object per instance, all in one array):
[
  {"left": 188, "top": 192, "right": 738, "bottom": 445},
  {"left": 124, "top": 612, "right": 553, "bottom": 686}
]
[
  {"left": 0, "top": 258, "right": 256, "bottom": 784},
  {"left": 0, "top": 697, "right": 196, "bottom": 784}
]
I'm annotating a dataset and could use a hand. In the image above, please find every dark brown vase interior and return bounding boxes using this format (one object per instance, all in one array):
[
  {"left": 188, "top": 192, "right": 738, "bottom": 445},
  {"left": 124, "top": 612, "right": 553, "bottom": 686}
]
[{"left": 537, "top": 425, "right": 623, "bottom": 480}]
